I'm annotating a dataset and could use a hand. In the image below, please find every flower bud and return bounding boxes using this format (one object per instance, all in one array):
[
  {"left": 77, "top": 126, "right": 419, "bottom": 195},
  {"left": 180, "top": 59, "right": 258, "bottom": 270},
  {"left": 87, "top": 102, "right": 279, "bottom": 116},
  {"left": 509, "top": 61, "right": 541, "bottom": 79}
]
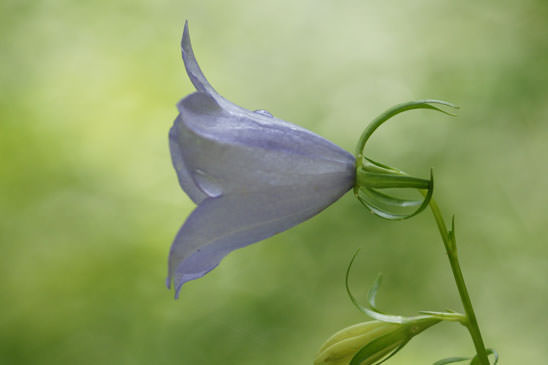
[
  {"left": 315, "top": 321, "right": 398, "bottom": 365},
  {"left": 314, "top": 317, "right": 439, "bottom": 365}
]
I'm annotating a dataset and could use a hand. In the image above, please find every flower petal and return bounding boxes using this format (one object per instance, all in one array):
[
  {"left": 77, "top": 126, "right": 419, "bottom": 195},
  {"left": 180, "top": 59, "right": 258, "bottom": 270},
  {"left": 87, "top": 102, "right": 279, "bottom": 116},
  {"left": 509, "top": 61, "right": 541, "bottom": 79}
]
[
  {"left": 171, "top": 92, "right": 355, "bottom": 197},
  {"left": 181, "top": 22, "right": 339, "bottom": 140},
  {"left": 169, "top": 116, "right": 208, "bottom": 204},
  {"left": 181, "top": 20, "right": 218, "bottom": 98},
  {"left": 181, "top": 20, "right": 240, "bottom": 114},
  {"left": 168, "top": 177, "right": 353, "bottom": 298}
]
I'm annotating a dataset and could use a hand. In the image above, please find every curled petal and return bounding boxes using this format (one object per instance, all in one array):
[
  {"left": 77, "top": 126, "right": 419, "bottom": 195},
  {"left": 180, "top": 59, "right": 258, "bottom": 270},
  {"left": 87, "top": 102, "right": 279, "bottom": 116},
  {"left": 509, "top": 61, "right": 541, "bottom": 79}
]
[
  {"left": 181, "top": 20, "right": 246, "bottom": 114},
  {"left": 181, "top": 21, "right": 217, "bottom": 98}
]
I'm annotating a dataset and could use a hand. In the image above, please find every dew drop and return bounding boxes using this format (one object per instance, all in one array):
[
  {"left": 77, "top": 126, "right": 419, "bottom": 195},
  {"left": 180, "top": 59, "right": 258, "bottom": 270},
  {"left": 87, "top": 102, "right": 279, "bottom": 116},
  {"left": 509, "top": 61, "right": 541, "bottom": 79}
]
[
  {"left": 193, "top": 169, "right": 223, "bottom": 198},
  {"left": 254, "top": 109, "right": 273, "bottom": 118}
]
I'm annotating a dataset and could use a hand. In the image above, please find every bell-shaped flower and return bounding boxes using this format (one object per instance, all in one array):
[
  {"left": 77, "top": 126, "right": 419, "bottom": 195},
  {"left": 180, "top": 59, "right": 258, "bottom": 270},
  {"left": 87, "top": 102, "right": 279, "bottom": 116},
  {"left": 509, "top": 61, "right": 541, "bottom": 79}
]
[{"left": 167, "top": 22, "right": 356, "bottom": 298}]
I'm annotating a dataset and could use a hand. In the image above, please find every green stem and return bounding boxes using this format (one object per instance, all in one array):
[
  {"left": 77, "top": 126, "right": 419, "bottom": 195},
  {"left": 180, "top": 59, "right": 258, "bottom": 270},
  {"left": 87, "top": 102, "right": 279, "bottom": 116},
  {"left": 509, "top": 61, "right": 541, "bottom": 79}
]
[{"left": 428, "top": 198, "right": 490, "bottom": 365}]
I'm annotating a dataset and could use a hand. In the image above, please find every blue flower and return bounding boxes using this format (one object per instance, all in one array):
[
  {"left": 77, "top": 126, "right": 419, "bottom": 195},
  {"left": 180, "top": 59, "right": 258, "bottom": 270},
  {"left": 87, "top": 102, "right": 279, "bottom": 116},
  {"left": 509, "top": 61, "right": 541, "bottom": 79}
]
[{"left": 167, "top": 22, "right": 356, "bottom": 298}]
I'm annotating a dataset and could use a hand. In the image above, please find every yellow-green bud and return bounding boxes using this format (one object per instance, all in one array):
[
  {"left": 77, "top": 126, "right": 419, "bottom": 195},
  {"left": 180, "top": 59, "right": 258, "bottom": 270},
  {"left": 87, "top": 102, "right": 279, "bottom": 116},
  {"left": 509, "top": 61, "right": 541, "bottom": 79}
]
[{"left": 314, "top": 317, "right": 440, "bottom": 365}]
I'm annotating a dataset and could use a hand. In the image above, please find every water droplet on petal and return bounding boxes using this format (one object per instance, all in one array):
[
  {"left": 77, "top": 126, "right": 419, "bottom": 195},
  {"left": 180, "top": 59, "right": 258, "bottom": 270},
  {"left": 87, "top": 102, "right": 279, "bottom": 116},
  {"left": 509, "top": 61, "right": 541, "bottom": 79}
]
[
  {"left": 193, "top": 169, "right": 223, "bottom": 198},
  {"left": 254, "top": 109, "right": 273, "bottom": 118}
]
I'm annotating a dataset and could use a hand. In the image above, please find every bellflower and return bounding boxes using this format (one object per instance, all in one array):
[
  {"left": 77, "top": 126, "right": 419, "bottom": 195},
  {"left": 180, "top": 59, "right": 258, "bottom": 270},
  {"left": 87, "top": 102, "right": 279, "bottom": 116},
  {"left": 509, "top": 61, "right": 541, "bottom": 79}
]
[{"left": 167, "top": 22, "right": 356, "bottom": 298}]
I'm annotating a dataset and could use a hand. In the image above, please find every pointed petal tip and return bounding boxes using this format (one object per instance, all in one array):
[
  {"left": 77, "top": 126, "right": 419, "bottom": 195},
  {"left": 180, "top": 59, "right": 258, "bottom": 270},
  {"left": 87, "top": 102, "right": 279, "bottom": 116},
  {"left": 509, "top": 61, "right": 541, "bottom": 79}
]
[
  {"left": 179, "top": 21, "right": 216, "bottom": 94},
  {"left": 166, "top": 272, "right": 183, "bottom": 300},
  {"left": 183, "top": 20, "right": 189, "bottom": 37},
  {"left": 172, "top": 274, "right": 199, "bottom": 300},
  {"left": 181, "top": 20, "right": 190, "bottom": 52},
  {"left": 174, "top": 287, "right": 182, "bottom": 300},
  {"left": 166, "top": 273, "right": 184, "bottom": 300}
]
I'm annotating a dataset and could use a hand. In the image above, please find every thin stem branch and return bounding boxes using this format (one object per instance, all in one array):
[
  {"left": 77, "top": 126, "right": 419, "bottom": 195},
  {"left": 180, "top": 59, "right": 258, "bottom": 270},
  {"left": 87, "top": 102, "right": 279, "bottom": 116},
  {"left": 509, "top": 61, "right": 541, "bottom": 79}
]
[{"left": 428, "top": 198, "right": 490, "bottom": 364}]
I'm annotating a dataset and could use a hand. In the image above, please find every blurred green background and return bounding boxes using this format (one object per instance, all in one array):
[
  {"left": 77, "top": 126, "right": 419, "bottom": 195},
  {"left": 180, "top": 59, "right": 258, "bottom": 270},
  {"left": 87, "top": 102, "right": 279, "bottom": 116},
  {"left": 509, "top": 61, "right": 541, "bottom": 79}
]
[{"left": 1, "top": 0, "right": 547, "bottom": 363}]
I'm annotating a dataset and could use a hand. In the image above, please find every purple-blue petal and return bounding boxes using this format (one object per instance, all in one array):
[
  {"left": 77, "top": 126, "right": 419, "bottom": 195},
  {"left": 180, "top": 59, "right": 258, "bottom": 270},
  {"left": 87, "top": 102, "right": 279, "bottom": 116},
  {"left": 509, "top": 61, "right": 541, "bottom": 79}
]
[
  {"left": 168, "top": 176, "right": 354, "bottom": 298},
  {"left": 168, "top": 115, "right": 208, "bottom": 204},
  {"left": 181, "top": 21, "right": 218, "bottom": 98},
  {"left": 170, "top": 92, "right": 355, "bottom": 198}
]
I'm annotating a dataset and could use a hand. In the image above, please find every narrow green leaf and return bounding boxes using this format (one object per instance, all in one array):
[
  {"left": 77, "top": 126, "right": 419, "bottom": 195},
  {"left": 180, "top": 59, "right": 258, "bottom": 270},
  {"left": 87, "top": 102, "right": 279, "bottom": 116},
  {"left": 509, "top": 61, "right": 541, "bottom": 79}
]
[
  {"left": 368, "top": 273, "right": 383, "bottom": 312},
  {"left": 356, "top": 169, "right": 433, "bottom": 221},
  {"left": 354, "top": 100, "right": 459, "bottom": 157},
  {"left": 345, "top": 251, "right": 405, "bottom": 324},
  {"left": 362, "top": 157, "right": 406, "bottom": 175},
  {"left": 366, "top": 189, "right": 423, "bottom": 208},
  {"left": 418, "top": 310, "right": 466, "bottom": 323},
  {"left": 357, "top": 170, "right": 431, "bottom": 189},
  {"left": 433, "top": 356, "right": 470, "bottom": 365}
]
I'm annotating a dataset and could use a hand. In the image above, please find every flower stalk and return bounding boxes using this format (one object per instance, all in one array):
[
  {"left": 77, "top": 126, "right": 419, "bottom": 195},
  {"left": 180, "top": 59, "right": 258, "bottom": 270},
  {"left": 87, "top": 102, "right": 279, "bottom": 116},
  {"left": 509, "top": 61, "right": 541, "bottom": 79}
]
[{"left": 427, "top": 197, "right": 490, "bottom": 365}]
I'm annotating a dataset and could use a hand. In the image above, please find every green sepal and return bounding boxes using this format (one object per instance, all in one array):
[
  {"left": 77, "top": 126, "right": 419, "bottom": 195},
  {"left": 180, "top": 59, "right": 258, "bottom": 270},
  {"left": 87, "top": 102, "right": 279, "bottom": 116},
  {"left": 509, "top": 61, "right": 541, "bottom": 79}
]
[
  {"left": 367, "top": 273, "right": 383, "bottom": 313},
  {"left": 418, "top": 310, "right": 466, "bottom": 323},
  {"left": 346, "top": 250, "right": 405, "bottom": 324},
  {"left": 349, "top": 331, "right": 410, "bottom": 365},
  {"left": 346, "top": 251, "right": 442, "bottom": 326},
  {"left": 361, "top": 188, "right": 423, "bottom": 209},
  {"left": 433, "top": 356, "right": 471, "bottom": 365},
  {"left": 348, "top": 317, "right": 441, "bottom": 365},
  {"left": 355, "top": 169, "right": 434, "bottom": 220},
  {"left": 360, "top": 157, "right": 406, "bottom": 175},
  {"left": 354, "top": 100, "right": 459, "bottom": 157},
  {"left": 353, "top": 99, "right": 456, "bottom": 221},
  {"left": 357, "top": 169, "right": 431, "bottom": 189}
]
